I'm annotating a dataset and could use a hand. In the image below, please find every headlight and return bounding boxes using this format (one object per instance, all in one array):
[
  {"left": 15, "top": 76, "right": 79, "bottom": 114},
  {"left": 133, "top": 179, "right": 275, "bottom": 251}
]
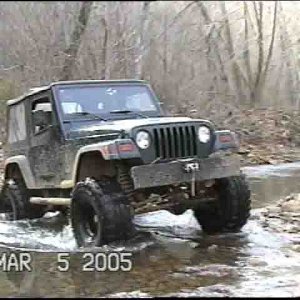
[
  {"left": 198, "top": 126, "right": 211, "bottom": 143},
  {"left": 136, "top": 131, "right": 151, "bottom": 149}
]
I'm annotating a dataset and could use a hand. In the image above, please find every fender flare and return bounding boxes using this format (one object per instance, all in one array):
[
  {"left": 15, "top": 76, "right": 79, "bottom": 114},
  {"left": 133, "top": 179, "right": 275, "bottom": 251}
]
[
  {"left": 4, "top": 155, "right": 36, "bottom": 189},
  {"left": 71, "top": 139, "right": 141, "bottom": 184}
]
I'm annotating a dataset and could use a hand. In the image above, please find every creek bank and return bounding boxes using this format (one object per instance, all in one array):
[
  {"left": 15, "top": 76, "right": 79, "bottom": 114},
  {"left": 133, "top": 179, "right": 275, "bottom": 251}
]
[
  {"left": 185, "top": 108, "right": 300, "bottom": 167},
  {"left": 251, "top": 193, "right": 300, "bottom": 250}
]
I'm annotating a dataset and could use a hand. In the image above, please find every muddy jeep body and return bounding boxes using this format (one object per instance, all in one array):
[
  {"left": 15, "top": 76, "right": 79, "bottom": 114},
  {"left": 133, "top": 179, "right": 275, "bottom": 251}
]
[{"left": 1, "top": 80, "right": 250, "bottom": 247}]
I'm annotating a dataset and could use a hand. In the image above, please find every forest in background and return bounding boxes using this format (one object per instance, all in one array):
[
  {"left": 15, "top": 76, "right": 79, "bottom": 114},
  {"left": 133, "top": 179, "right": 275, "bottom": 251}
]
[{"left": 0, "top": 1, "right": 300, "bottom": 165}]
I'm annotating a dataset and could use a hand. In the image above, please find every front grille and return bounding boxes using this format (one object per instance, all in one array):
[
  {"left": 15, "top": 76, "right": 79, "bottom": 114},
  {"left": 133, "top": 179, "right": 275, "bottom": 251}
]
[{"left": 153, "top": 125, "right": 197, "bottom": 159}]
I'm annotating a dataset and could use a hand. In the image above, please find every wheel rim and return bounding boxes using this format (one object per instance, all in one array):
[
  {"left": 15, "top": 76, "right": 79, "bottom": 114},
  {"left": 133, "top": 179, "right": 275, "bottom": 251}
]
[{"left": 75, "top": 197, "right": 102, "bottom": 247}]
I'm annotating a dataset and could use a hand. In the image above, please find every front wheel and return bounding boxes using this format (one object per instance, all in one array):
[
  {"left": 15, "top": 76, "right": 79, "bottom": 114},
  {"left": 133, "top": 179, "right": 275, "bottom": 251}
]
[
  {"left": 70, "top": 178, "right": 135, "bottom": 247},
  {"left": 193, "top": 174, "right": 251, "bottom": 234}
]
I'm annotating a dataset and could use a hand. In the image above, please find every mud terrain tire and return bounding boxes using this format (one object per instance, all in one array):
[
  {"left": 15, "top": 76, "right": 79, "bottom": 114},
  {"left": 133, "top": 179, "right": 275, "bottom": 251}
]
[
  {"left": 71, "top": 178, "right": 135, "bottom": 247},
  {"left": 193, "top": 174, "right": 251, "bottom": 234},
  {"left": 0, "top": 179, "right": 45, "bottom": 220}
]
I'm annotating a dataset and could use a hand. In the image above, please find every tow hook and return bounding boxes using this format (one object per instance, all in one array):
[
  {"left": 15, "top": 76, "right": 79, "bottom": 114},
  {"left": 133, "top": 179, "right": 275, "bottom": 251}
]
[{"left": 191, "top": 169, "right": 196, "bottom": 197}]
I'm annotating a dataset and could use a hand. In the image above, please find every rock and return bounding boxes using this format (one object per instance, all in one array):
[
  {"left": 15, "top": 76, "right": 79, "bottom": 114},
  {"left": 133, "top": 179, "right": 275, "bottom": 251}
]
[
  {"left": 107, "top": 291, "right": 150, "bottom": 298},
  {"left": 283, "top": 194, "right": 295, "bottom": 202},
  {"left": 248, "top": 257, "right": 268, "bottom": 267},
  {"left": 281, "top": 199, "right": 300, "bottom": 213},
  {"left": 249, "top": 214, "right": 260, "bottom": 220},
  {"left": 267, "top": 213, "right": 281, "bottom": 219},
  {"left": 291, "top": 244, "right": 300, "bottom": 252},
  {"left": 189, "top": 241, "right": 199, "bottom": 248},
  {"left": 166, "top": 284, "right": 233, "bottom": 297},
  {"left": 179, "top": 264, "right": 234, "bottom": 278},
  {"left": 284, "top": 226, "right": 299, "bottom": 234},
  {"left": 207, "top": 244, "right": 218, "bottom": 252},
  {"left": 268, "top": 206, "right": 282, "bottom": 214},
  {"left": 269, "top": 159, "right": 279, "bottom": 165},
  {"left": 261, "top": 220, "right": 270, "bottom": 228}
]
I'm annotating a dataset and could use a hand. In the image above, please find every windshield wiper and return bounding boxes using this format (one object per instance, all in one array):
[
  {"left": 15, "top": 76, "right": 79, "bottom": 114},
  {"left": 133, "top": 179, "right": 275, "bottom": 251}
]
[
  {"left": 67, "top": 112, "right": 107, "bottom": 121},
  {"left": 109, "top": 110, "right": 149, "bottom": 119}
]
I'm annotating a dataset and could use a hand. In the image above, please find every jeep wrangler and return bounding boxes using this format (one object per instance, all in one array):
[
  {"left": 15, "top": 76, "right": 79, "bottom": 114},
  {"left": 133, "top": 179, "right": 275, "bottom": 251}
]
[{"left": 0, "top": 80, "right": 250, "bottom": 247}]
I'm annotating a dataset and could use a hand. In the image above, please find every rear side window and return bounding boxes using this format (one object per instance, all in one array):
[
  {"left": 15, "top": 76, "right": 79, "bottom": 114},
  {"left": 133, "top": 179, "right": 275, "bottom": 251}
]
[{"left": 8, "top": 102, "right": 27, "bottom": 143}]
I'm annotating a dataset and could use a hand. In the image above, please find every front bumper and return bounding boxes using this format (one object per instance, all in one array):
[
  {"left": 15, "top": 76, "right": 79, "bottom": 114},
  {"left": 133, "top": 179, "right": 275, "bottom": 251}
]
[{"left": 130, "top": 155, "right": 241, "bottom": 189}]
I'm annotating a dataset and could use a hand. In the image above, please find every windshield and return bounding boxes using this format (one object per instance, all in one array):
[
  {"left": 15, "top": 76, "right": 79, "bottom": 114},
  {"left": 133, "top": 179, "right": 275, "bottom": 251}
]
[{"left": 54, "top": 84, "right": 162, "bottom": 121}]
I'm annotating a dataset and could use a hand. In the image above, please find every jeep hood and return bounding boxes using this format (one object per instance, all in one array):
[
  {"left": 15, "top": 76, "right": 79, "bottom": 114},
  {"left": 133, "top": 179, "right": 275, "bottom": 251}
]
[{"left": 66, "top": 117, "right": 211, "bottom": 139}]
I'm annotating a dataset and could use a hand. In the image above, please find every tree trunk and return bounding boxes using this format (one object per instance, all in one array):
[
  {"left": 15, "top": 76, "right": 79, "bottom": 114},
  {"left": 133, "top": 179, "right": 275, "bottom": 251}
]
[
  {"left": 278, "top": 2, "right": 297, "bottom": 108},
  {"left": 261, "top": 1, "right": 278, "bottom": 84},
  {"left": 243, "top": 1, "right": 253, "bottom": 103},
  {"left": 134, "top": 1, "right": 151, "bottom": 79},
  {"left": 196, "top": 1, "right": 229, "bottom": 104},
  {"left": 251, "top": 1, "right": 264, "bottom": 104},
  {"left": 100, "top": 15, "right": 108, "bottom": 80},
  {"left": 60, "top": 1, "right": 93, "bottom": 81},
  {"left": 219, "top": 1, "right": 244, "bottom": 105}
]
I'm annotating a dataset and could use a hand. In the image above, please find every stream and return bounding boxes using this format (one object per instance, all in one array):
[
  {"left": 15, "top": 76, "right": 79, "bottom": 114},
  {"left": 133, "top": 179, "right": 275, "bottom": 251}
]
[{"left": 0, "top": 162, "right": 299, "bottom": 297}]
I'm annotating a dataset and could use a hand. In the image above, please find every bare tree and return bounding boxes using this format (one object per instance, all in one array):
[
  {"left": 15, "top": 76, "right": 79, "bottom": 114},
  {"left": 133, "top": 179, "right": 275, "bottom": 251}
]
[
  {"left": 277, "top": 1, "right": 299, "bottom": 107},
  {"left": 196, "top": 1, "right": 228, "bottom": 103},
  {"left": 261, "top": 1, "right": 278, "bottom": 84},
  {"left": 252, "top": 0, "right": 264, "bottom": 103},
  {"left": 219, "top": 1, "right": 245, "bottom": 104},
  {"left": 60, "top": 1, "right": 93, "bottom": 81},
  {"left": 100, "top": 13, "right": 108, "bottom": 80},
  {"left": 0, "top": 0, "right": 299, "bottom": 115},
  {"left": 248, "top": 1, "right": 278, "bottom": 104},
  {"left": 134, "top": 1, "right": 151, "bottom": 79},
  {"left": 243, "top": 1, "right": 253, "bottom": 93}
]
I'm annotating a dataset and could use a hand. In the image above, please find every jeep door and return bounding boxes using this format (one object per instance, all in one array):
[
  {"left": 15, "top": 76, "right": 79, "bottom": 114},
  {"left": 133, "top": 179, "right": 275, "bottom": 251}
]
[{"left": 27, "top": 91, "right": 64, "bottom": 188}]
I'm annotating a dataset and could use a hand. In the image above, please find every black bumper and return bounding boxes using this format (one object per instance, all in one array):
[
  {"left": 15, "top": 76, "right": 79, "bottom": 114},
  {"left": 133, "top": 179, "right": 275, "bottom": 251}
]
[{"left": 130, "top": 155, "right": 241, "bottom": 189}]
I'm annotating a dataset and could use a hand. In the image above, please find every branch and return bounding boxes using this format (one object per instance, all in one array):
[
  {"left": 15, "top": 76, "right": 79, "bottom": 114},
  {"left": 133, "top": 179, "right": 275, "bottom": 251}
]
[{"left": 139, "top": 1, "right": 197, "bottom": 56}]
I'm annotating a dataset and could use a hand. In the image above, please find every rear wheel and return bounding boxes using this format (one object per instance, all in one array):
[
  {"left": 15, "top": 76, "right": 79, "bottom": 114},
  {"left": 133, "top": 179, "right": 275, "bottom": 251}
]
[
  {"left": 70, "top": 178, "right": 135, "bottom": 247},
  {"left": 193, "top": 174, "right": 251, "bottom": 234},
  {"left": 0, "top": 179, "right": 45, "bottom": 220}
]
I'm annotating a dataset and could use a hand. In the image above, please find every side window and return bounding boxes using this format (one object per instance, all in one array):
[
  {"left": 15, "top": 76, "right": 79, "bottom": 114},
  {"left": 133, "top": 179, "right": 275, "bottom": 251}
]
[
  {"left": 32, "top": 97, "right": 53, "bottom": 135},
  {"left": 8, "top": 102, "right": 27, "bottom": 143}
]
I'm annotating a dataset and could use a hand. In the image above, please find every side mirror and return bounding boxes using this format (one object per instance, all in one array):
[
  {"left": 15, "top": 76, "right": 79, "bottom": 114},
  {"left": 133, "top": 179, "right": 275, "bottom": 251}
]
[
  {"left": 33, "top": 110, "right": 52, "bottom": 128},
  {"left": 158, "top": 101, "right": 169, "bottom": 115}
]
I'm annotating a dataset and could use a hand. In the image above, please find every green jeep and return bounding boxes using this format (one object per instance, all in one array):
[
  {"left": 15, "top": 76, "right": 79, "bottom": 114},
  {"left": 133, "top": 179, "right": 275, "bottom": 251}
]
[{"left": 0, "top": 80, "right": 251, "bottom": 247}]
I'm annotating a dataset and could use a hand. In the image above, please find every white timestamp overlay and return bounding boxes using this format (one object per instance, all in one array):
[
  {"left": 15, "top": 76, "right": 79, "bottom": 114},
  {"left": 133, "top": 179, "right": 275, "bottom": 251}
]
[
  {"left": 57, "top": 252, "right": 133, "bottom": 272},
  {"left": 0, "top": 251, "right": 133, "bottom": 272},
  {"left": 0, "top": 252, "right": 32, "bottom": 272}
]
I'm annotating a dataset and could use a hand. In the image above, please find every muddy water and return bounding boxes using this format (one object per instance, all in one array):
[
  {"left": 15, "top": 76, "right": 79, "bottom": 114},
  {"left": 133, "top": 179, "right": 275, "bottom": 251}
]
[{"left": 0, "top": 163, "right": 300, "bottom": 297}]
